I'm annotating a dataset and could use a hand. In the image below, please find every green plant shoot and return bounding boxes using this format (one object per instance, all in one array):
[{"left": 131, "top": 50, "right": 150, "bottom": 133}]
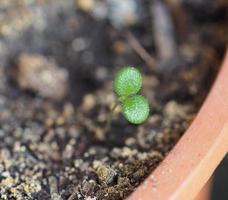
[
  {"left": 121, "top": 95, "right": 149, "bottom": 124},
  {"left": 114, "top": 67, "right": 142, "bottom": 97},
  {"left": 106, "top": 66, "right": 150, "bottom": 131}
]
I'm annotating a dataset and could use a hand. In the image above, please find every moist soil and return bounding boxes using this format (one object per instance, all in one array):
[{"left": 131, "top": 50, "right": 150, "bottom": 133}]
[{"left": 0, "top": 0, "right": 227, "bottom": 200}]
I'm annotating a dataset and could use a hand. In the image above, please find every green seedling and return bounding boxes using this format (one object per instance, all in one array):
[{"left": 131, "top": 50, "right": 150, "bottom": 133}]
[{"left": 106, "top": 66, "right": 150, "bottom": 131}]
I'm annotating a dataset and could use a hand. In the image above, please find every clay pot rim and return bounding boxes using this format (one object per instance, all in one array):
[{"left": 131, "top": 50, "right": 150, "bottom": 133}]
[{"left": 128, "top": 50, "right": 228, "bottom": 200}]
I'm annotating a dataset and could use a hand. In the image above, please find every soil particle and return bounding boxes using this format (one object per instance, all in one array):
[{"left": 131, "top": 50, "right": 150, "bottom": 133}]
[
  {"left": 14, "top": 53, "right": 69, "bottom": 100},
  {"left": 81, "top": 180, "right": 97, "bottom": 196},
  {"left": 49, "top": 176, "right": 63, "bottom": 200},
  {"left": 75, "top": 0, "right": 95, "bottom": 12},
  {"left": 0, "top": 3, "right": 33, "bottom": 37},
  {"left": 93, "top": 161, "right": 118, "bottom": 185},
  {"left": 164, "top": 101, "right": 194, "bottom": 121},
  {"left": 107, "top": 0, "right": 143, "bottom": 28},
  {"left": 81, "top": 94, "right": 97, "bottom": 112}
]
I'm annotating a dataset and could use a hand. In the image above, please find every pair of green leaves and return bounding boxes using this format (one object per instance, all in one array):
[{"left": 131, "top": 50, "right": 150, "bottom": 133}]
[{"left": 114, "top": 67, "right": 150, "bottom": 124}]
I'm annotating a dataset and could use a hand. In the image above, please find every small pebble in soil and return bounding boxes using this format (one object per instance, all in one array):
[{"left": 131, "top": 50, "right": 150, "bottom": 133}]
[
  {"left": 81, "top": 180, "right": 97, "bottom": 196},
  {"left": 75, "top": 0, "right": 95, "bottom": 12},
  {"left": 107, "top": 0, "right": 143, "bottom": 28},
  {"left": 14, "top": 53, "right": 69, "bottom": 100},
  {"left": 164, "top": 101, "right": 194, "bottom": 121},
  {"left": 82, "top": 94, "right": 96, "bottom": 111},
  {"left": 0, "top": 4, "right": 33, "bottom": 37},
  {"left": 93, "top": 161, "right": 117, "bottom": 185}
]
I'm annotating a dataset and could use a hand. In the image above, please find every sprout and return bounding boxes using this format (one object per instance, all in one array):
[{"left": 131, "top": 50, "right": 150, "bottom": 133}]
[
  {"left": 106, "top": 66, "right": 150, "bottom": 131},
  {"left": 114, "top": 67, "right": 142, "bottom": 96},
  {"left": 121, "top": 95, "right": 149, "bottom": 124}
]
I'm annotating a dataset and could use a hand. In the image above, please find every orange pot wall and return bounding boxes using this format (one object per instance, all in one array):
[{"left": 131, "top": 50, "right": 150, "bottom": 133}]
[
  {"left": 128, "top": 51, "right": 228, "bottom": 200},
  {"left": 194, "top": 178, "right": 212, "bottom": 200}
]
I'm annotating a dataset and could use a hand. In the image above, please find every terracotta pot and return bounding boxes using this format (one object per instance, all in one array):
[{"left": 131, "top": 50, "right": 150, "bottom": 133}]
[{"left": 128, "top": 51, "right": 228, "bottom": 200}]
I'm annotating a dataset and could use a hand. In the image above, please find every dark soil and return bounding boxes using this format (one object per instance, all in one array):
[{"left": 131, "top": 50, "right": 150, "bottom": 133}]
[{"left": 0, "top": 0, "right": 227, "bottom": 200}]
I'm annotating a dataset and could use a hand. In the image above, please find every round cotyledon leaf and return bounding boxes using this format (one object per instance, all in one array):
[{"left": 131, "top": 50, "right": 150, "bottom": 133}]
[
  {"left": 121, "top": 95, "right": 150, "bottom": 124},
  {"left": 114, "top": 67, "right": 142, "bottom": 97}
]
